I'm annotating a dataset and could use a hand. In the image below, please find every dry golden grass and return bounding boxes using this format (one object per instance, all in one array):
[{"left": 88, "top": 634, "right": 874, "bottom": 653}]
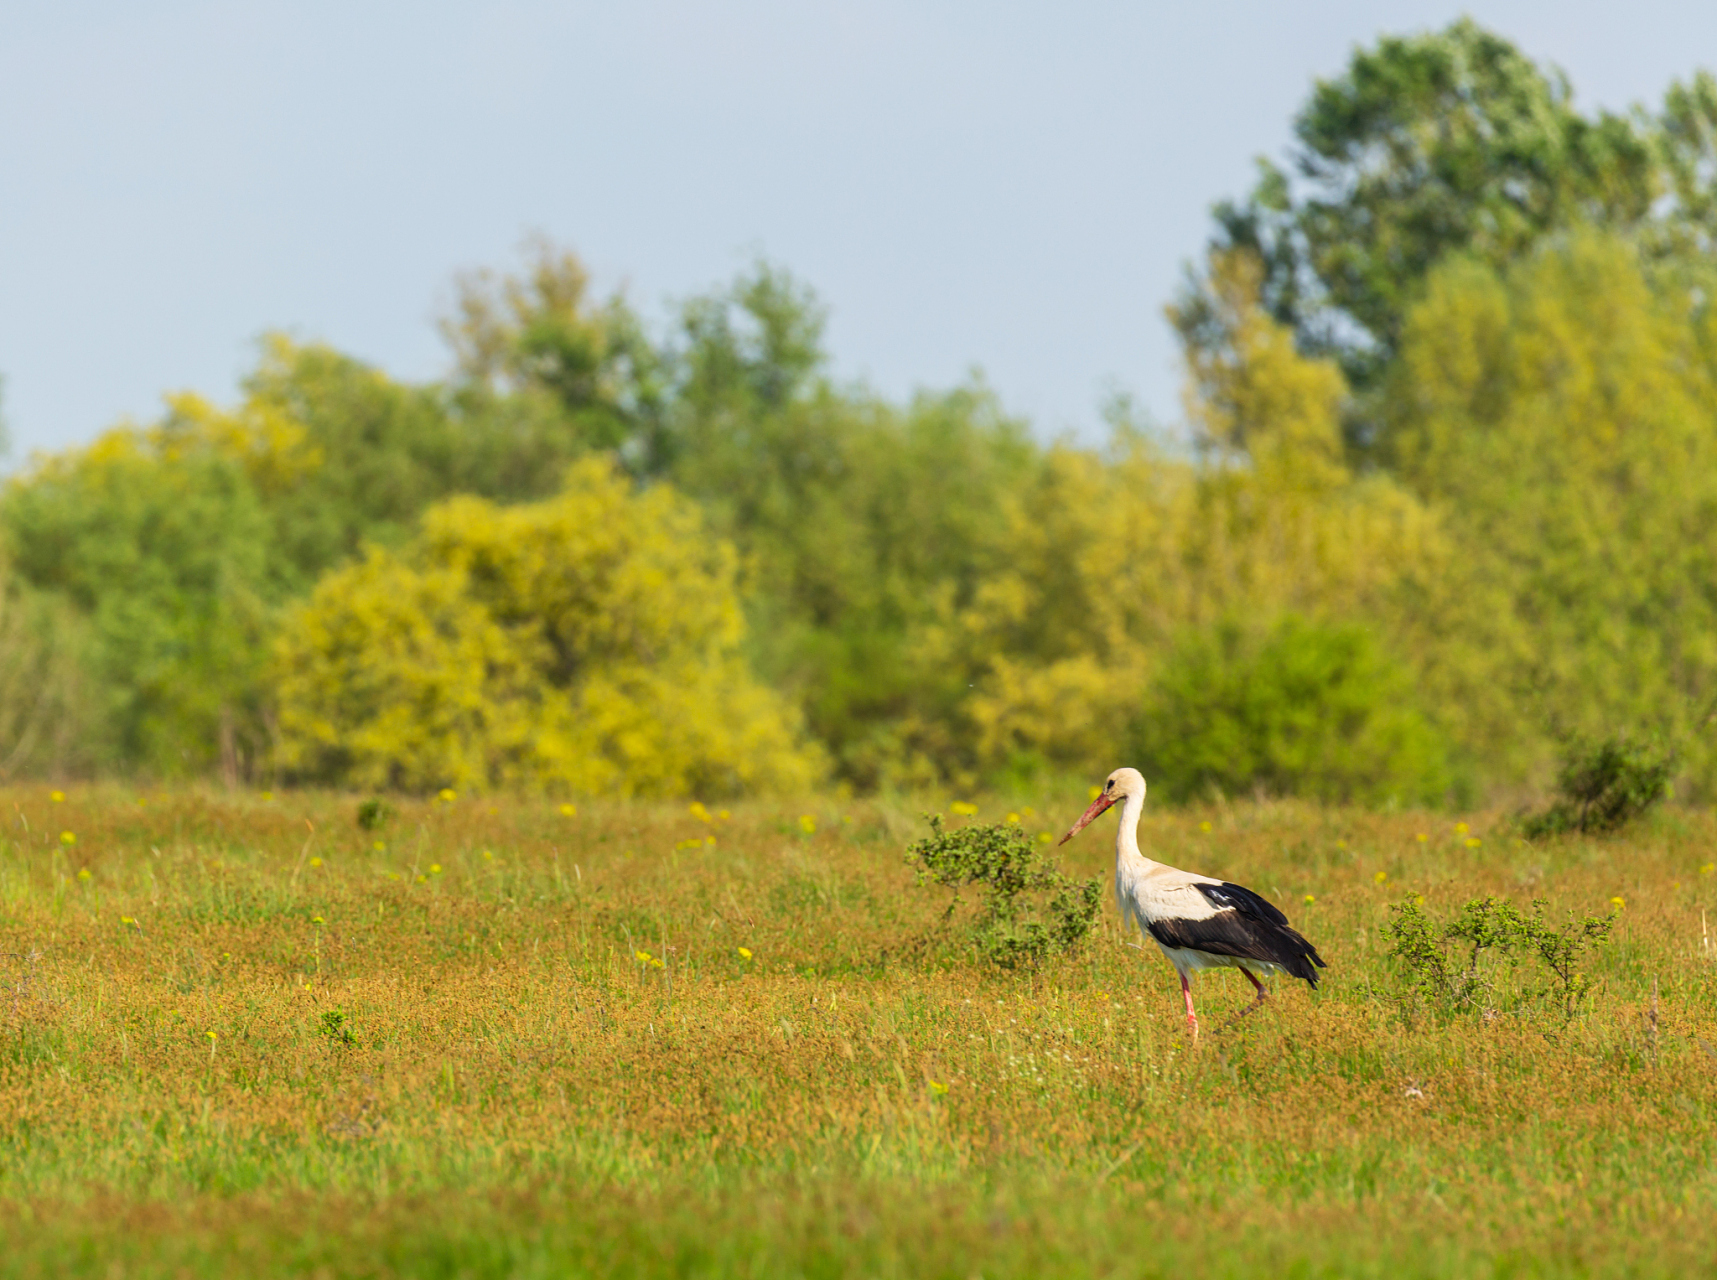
[{"left": 2, "top": 786, "right": 1716, "bottom": 1277}]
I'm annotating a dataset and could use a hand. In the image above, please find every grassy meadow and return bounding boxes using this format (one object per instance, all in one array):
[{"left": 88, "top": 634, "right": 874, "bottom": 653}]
[{"left": 2, "top": 786, "right": 1716, "bottom": 1278}]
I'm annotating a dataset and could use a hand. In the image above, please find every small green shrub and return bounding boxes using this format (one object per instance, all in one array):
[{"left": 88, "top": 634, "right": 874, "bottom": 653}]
[
  {"left": 905, "top": 816, "right": 1102, "bottom": 968},
  {"left": 1133, "top": 614, "right": 1452, "bottom": 806},
  {"left": 1523, "top": 735, "right": 1675, "bottom": 836},
  {"left": 318, "top": 1009, "right": 356, "bottom": 1047},
  {"left": 356, "top": 798, "right": 394, "bottom": 831},
  {"left": 1383, "top": 895, "right": 1616, "bottom": 1022}
]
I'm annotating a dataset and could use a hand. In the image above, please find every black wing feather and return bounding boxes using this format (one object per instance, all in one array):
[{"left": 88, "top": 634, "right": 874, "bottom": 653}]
[
  {"left": 1195, "top": 880, "right": 1288, "bottom": 926},
  {"left": 1145, "top": 881, "right": 1328, "bottom": 988}
]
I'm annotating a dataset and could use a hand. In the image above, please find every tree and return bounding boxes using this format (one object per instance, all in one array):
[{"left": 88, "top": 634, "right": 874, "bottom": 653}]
[
  {"left": 242, "top": 335, "right": 595, "bottom": 590},
  {"left": 952, "top": 255, "right": 1451, "bottom": 794},
  {"left": 0, "top": 335, "right": 623, "bottom": 781},
  {"left": 1, "top": 428, "right": 277, "bottom": 777},
  {"left": 440, "top": 237, "right": 666, "bottom": 471},
  {"left": 1204, "top": 19, "right": 1699, "bottom": 415},
  {"left": 645, "top": 263, "right": 1042, "bottom": 789},
  {"left": 272, "top": 458, "right": 822, "bottom": 796},
  {"left": 1133, "top": 614, "right": 1451, "bottom": 805},
  {"left": 1387, "top": 230, "right": 1717, "bottom": 793}
]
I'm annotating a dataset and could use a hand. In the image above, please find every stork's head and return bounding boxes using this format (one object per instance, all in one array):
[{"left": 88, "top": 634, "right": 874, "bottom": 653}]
[{"left": 1058, "top": 768, "right": 1146, "bottom": 845}]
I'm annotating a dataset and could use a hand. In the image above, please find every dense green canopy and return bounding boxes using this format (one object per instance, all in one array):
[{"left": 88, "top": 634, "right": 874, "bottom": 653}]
[{"left": 2, "top": 20, "right": 1713, "bottom": 803}]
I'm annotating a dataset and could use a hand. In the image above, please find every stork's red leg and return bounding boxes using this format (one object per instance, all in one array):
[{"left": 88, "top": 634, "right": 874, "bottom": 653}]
[
  {"left": 1180, "top": 971, "right": 1199, "bottom": 1037},
  {"left": 1234, "top": 967, "right": 1269, "bottom": 1019}
]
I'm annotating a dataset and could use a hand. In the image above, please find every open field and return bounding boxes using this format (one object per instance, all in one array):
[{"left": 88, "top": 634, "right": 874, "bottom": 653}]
[{"left": 2, "top": 787, "right": 1716, "bottom": 1277}]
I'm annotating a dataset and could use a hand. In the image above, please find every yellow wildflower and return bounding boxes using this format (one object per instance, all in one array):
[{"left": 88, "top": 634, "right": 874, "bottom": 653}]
[
  {"left": 738, "top": 947, "right": 753, "bottom": 960},
  {"left": 799, "top": 814, "right": 817, "bottom": 834},
  {"left": 309, "top": 856, "right": 323, "bottom": 868},
  {"left": 1005, "top": 813, "right": 1021, "bottom": 825},
  {"left": 690, "top": 801, "right": 710, "bottom": 822},
  {"left": 929, "top": 1081, "right": 950, "bottom": 1096},
  {"left": 76, "top": 867, "right": 90, "bottom": 881},
  {"left": 951, "top": 801, "right": 978, "bottom": 816},
  {"left": 428, "top": 863, "right": 442, "bottom": 875},
  {"left": 49, "top": 790, "right": 64, "bottom": 803},
  {"left": 1373, "top": 871, "right": 1387, "bottom": 884},
  {"left": 60, "top": 831, "right": 76, "bottom": 846},
  {"left": 560, "top": 803, "right": 576, "bottom": 817},
  {"left": 438, "top": 789, "right": 456, "bottom": 803}
]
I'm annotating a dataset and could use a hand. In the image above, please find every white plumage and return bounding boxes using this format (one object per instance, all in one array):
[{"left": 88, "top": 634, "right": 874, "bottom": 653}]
[{"left": 1061, "top": 767, "right": 1325, "bottom": 1034}]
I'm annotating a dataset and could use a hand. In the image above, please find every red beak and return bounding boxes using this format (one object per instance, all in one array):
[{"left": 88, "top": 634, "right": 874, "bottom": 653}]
[{"left": 1058, "top": 791, "right": 1116, "bottom": 845}]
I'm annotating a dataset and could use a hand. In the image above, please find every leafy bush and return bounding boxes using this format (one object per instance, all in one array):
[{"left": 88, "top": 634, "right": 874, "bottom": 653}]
[
  {"left": 1383, "top": 895, "right": 1616, "bottom": 1022},
  {"left": 318, "top": 1009, "right": 356, "bottom": 1048},
  {"left": 1134, "top": 614, "right": 1452, "bottom": 805},
  {"left": 272, "top": 457, "right": 822, "bottom": 796},
  {"left": 355, "top": 798, "right": 393, "bottom": 831},
  {"left": 1522, "top": 736, "right": 1675, "bottom": 837},
  {"left": 905, "top": 816, "right": 1102, "bottom": 968}
]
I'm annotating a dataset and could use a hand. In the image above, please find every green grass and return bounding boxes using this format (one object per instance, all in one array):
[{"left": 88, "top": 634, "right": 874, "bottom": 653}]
[{"left": 1, "top": 786, "right": 1715, "bottom": 1277}]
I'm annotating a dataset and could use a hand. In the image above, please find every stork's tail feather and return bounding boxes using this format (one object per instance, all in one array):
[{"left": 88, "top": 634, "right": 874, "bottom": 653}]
[
  {"left": 1183, "top": 881, "right": 1329, "bottom": 989},
  {"left": 1276, "top": 926, "right": 1327, "bottom": 988}
]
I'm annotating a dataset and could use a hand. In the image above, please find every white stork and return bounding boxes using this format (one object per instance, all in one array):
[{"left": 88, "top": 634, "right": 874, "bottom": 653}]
[{"left": 1060, "top": 767, "right": 1325, "bottom": 1035}]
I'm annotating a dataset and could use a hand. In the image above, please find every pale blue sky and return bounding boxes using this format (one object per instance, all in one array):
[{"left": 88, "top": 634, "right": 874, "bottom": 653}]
[{"left": 3, "top": 1, "right": 1714, "bottom": 457}]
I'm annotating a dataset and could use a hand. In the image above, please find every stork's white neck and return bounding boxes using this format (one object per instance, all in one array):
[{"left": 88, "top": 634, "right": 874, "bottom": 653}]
[{"left": 1114, "top": 788, "right": 1151, "bottom": 868}]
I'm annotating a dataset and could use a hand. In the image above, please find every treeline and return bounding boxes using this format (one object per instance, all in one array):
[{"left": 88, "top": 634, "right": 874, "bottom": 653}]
[{"left": 5, "top": 19, "right": 1717, "bottom": 803}]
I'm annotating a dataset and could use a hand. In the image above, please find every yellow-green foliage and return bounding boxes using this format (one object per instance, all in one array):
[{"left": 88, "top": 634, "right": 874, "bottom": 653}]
[
  {"left": 2, "top": 787, "right": 1716, "bottom": 1277},
  {"left": 272, "top": 458, "right": 822, "bottom": 795},
  {"left": 1390, "top": 231, "right": 1717, "bottom": 792},
  {"left": 1, "top": 414, "right": 280, "bottom": 775},
  {"left": 954, "top": 253, "right": 1446, "bottom": 789},
  {"left": 10, "top": 203, "right": 1717, "bottom": 806},
  {"left": 0, "top": 335, "right": 602, "bottom": 781}
]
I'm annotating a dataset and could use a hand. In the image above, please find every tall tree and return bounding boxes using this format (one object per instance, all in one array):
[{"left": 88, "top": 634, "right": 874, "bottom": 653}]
[
  {"left": 657, "top": 264, "right": 1040, "bottom": 787},
  {"left": 272, "top": 458, "right": 820, "bottom": 796},
  {"left": 1387, "top": 230, "right": 1717, "bottom": 792},
  {"left": 2, "top": 429, "right": 277, "bottom": 777},
  {"left": 440, "top": 237, "right": 666, "bottom": 471},
  {"left": 1203, "top": 20, "right": 1717, "bottom": 425}
]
